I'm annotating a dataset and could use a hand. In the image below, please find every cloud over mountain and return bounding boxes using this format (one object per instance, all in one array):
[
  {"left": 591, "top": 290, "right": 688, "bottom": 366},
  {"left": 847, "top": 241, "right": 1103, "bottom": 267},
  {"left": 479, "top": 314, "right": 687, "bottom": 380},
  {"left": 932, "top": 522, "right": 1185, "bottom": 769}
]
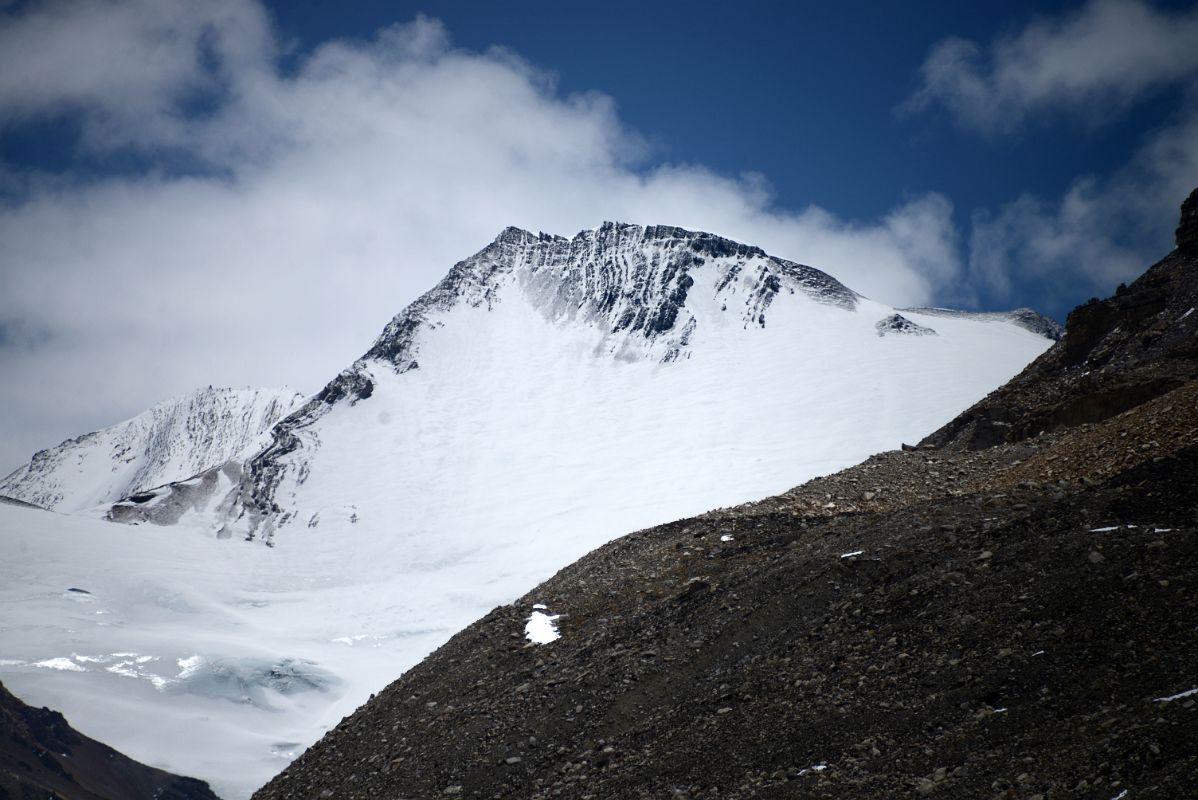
[{"left": 905, "top": 0, "right": 1198, "bottom": 309}]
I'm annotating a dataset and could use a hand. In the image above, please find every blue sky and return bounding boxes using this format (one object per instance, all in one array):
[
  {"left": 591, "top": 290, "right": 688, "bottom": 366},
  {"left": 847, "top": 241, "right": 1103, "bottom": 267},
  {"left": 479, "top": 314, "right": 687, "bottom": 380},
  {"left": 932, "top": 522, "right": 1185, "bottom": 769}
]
[
  {"left": 1, "top": 0, "right": 1197, "bottom": 469},
  {"left": 270, "top": 0, "right": 1192, "bottom": 226}
]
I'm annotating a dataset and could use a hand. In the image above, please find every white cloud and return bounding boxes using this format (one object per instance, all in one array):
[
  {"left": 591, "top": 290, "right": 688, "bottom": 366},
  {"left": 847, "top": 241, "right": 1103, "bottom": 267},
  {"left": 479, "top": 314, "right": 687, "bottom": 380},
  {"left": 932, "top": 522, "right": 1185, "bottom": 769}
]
[
  {"left": 905, "top": 0, "right": 1198, "bottom": 134},
  {"left": 0, "top": 5, "right": 962, "bottom": 472},
  {"left": 0, "top": 0, "right": 274, "bottom": 150},
  {"left": 969, "top": 97, "right": 1198, "bottom": 307},
  {"left": 901, "top": 0, "right": 1198, "bottom": 311}
]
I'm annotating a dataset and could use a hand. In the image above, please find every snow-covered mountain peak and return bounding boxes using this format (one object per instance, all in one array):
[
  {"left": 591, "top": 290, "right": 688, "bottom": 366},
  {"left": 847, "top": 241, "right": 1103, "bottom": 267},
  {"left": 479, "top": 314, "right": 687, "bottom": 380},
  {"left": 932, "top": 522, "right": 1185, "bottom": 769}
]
[
  {"left": 0, "top": 386, "right": 304, "bottom": 513},
  {"left": 365, "top": 222, "right": 860, "bottom": 376},
  {"left": 131, "top": 222, "right": 1049, "bottom": 544}
]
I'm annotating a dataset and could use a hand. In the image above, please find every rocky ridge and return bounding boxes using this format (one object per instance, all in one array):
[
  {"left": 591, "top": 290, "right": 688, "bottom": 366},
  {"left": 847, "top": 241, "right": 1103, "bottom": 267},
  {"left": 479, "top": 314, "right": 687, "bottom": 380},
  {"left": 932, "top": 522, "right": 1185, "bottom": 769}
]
[
  {"left": 253, "top": 193, "right": 1198, "bottom": 800},
  {"left": 919, "top": 202, "right": 1198, "bottom": 451},
  {"left": 1176, "top": 187, "right": 1198, "bottom": 251}
]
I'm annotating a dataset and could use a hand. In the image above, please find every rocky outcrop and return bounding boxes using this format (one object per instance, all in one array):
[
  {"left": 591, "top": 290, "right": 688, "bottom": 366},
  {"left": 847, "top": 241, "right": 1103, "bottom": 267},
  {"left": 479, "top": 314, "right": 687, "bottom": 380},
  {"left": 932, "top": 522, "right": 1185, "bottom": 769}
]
[
  {"left": 107, "top": 461, "right": 245, "bottom": 529},
  {"left": 875, "top": 313, "right": 936, "bottom": 336},
  {"left": 353, "top": 222, "right": 859, "bottom": 377},
  {"left": 1177, "top": 187, "right": 1198, "bottom": 251},
  {"left": 920, "top": 188, "right": 1198, "bottom": 450},
  {"left": 0, "top": 680, "right": 220, "bottom": 800}
]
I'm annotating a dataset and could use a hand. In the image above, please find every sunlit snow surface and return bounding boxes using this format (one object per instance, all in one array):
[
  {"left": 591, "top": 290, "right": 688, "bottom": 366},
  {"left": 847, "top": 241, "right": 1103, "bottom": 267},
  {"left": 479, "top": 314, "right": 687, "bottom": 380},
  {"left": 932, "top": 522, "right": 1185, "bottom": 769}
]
[{"left": 0, "top": 279, "right": 1053, "bottom": 797}]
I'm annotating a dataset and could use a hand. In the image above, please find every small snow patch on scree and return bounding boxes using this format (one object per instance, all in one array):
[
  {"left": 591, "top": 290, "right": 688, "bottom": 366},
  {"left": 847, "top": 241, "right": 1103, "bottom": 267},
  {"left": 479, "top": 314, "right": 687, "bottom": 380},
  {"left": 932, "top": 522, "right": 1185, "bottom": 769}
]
[
  {"left": 525, "top": 606, "right": 561, "bottom": 644},
  {"left": 1154, "top": 687, "right": 1197, "bottom": 702}
]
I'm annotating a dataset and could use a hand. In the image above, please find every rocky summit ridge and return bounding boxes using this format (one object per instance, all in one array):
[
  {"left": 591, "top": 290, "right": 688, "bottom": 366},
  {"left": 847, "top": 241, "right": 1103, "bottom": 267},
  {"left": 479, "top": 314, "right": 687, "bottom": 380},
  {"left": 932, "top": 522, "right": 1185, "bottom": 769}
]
[{"left": 254, "top": 193, "right": 1198, "bottom": 800}]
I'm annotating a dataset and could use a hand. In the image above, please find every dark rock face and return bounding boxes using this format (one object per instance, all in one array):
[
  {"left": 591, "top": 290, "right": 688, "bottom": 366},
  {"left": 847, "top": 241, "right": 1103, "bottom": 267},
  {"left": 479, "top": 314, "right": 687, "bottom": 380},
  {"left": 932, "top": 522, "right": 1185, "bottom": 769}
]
[
  {"left": 0, "top": 680, "right": 221, "bottom": 800},
  {"left": 920, "top": 192, "right": 1198, "bottom": 451},
  {"left": 1177, "top": 187, "right": 1198, "bottom": 251},
  {"left": 253, "top": 195, "right": 1198, "bottom": 799}
]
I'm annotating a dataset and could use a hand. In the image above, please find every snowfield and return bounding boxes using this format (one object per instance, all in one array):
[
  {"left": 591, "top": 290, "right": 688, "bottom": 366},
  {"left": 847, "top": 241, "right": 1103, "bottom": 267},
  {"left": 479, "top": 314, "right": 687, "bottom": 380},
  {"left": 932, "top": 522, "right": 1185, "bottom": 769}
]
[{"left": 0, "top": 224, "right": 1056, "bottom": 798}]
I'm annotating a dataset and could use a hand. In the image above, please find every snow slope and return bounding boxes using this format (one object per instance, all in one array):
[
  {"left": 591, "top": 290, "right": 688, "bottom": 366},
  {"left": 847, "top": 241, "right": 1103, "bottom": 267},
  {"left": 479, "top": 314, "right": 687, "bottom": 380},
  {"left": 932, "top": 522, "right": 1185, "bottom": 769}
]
[
  {"left": 0, "top": 387, "right": 303, "bottom": 513},
  {"left": 0, "top": 223, "right": 1058, "bottom": 798}
]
